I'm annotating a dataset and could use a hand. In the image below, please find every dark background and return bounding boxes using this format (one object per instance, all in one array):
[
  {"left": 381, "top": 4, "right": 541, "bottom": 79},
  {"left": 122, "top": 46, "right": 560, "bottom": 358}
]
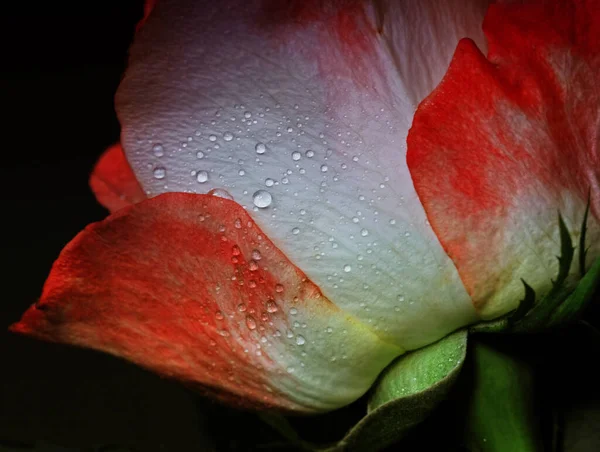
[
  {"left": 0, "top": 3, "right": 213, "bottom": 451},
  {"left": 1, "top": 3, "right": 600, "bottom": 452}
]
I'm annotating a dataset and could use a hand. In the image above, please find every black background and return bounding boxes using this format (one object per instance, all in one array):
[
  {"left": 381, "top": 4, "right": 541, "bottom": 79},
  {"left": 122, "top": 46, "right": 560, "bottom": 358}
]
[
  {"left": 1, "top": 3, "right": 213, "bottom": 451},
  {"left": 1, "top": 3, "right": 600, "bottom": 452}
]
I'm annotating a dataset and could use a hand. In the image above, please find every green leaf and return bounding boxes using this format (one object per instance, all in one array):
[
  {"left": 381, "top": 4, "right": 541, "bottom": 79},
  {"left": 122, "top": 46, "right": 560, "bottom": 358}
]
[
  {"left": 261, "top": 330, "right": 468, "bottom": 452},
  {"left": 463, "top": 338, "right": 543, "bottom": 452}
]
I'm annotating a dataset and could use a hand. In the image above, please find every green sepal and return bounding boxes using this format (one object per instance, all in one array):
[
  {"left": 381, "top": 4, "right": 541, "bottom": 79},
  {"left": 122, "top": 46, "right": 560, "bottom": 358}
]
[
  {"left": 261, "top": 330, "right": 468, "bottom": 452},
  {"left": 471, "top": 208, "right": 597, "bottom": 334},
  {"left": 579, "top": 193, "right": 591, "bottom": 277}
]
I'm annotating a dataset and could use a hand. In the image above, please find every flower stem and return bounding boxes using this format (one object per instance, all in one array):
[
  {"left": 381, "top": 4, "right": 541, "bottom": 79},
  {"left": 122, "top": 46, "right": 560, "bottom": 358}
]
[{"left": 463, "top": 338, "right": 544, "bottom": 452}]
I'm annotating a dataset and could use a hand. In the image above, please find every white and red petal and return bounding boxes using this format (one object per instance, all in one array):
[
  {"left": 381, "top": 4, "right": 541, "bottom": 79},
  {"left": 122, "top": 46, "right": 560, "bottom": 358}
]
[
  {"left": 115, "top": 0, "right": 488, "bottom": 350},
  {"left": 89, "top": 143, "right": 147, "bottom": 212},
  {"left": 407, "top": 0, "right": 600, "bottom": 318},
  {"left": 11, "top": 194, "right": 399, "bottom": 412}
]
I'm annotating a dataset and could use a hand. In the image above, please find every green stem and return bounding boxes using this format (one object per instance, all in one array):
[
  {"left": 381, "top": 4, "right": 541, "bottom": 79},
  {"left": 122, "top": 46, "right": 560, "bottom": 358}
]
[{"left": 463, "top": 339, "right": 544, "bottom": 452}]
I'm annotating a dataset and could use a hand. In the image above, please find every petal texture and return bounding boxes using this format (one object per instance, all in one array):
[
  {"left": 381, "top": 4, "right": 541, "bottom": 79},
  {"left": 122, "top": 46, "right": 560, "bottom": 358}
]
[
  {"left": 89, "top": 143, "right": 147, "bottom": 212},
  {"left": 11, "top": 194, "right": 400, "bottom": 412},
  {"left": 115, "top": 0, "right": 488, "bottom": 349},
  {"left": 407, "top": 0, "right": 600, "bottom": 318}
]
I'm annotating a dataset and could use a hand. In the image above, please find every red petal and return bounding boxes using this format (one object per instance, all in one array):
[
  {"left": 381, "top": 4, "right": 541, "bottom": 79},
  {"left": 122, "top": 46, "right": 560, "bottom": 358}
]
[
  {"left": 407, "top": 0, "right": 600, "bottom": 317},
  {"left": 89, "top": 143, "right": 146, "bottom": 212},
  {"left": 136, "top": 0, "right": 158, "bottom": 32},
  {"left": 10, "top": 193, "right": 398, "bottom": 412}
]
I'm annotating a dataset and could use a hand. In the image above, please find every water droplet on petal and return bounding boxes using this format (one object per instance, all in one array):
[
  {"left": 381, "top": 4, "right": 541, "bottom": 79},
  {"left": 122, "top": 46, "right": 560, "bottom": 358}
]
[
  {"left": 223, "top": 132, "right": 234, "bottom": 141},
  {"left": 253, "top": 190, "right": 272, "bottom": 208},
  {"left": 361, "top": 228, "right": 369, "bottom": 237},
  {"left": 251, "top": 249, "right": 262, "bottom": 260},
  {"left": 208, "top": 188, "right": 234, "bottom": 200},
  {"left": 153, "top": 167, "right": 166, "bottom": 179},
  {"left": 209, "top": 134, "right": 217, "bottom": 142},
  {"left": 290, "top": 308, "right": 298, "bottom": 315},
  {"left": 296, "top": 335, "right": 306, "bottom": 345},
  {"left": 246, "top": 315, "right": 257, "bottom": 330},
  {"left": 196, "top": 170, "right": 209, "bottom": 183},
  {"left": 255, "top": 142, "right": 267, "bottom": 154},
  {"left": 305, "top": 149, "right": 314, "bottom": 158},
  {"left": 266, "top": 301, "right": 278, "bottom": 313},
  {"left": 292, "top": 227, "right": 300, "bottom": 235},
  {"left": 320, "top": 164, "right": 328, "bottom": 173},
  {"left": 152, "top": 144, "right": 164, "bottom": 157},
  {"left": 343, "top": 264, "right": 352, "bottom": 272},
  {"left": 196, "top": 150, "right": 205, "bottom": 159},
  {"left": 291, "top": 151, "right": 301, "bottom": 161},
  {"left": 237, "top": 303, "right": 247, "bottom": 312},
  {"left": 275, "top": 284, "right": 284, "bottom": 293}
]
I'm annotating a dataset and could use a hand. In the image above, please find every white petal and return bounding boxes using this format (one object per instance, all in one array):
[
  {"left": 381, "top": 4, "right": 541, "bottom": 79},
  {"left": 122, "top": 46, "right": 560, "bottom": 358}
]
[{"left": 116, "top": 0, "right": 488, "bottom": 350}]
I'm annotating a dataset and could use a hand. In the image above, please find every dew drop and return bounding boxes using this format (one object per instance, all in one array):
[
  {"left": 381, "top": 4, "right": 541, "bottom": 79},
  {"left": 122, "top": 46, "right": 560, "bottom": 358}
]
[
  {"left": 290, "top": 308, "right": 298, "bottom": 316},
  {"left": 215, "top": 311, "right": 224, "bottom": 320},
  {"left": 153, "top": 167, "right": 166, "bottom": 179},
  {"left": 196, "top": 170, "right": 209, "bottom": 183},
  {"left": 343, "top": 264, "right": 352, "bottom": 272},
  {"left": 275, "top": 284, "right": 284, "bottom": 293},
  {"left": 291, "top": 151, "right": 301, "bottom": 161},
  {"left": 255, "top": 142, "right": 267, "bottom": 154},
  {"left": 208, "top": 188, "right": 234, "bottom": 200},
  {"left": 209, "top": 134, "right": 217, "bottom": 142},
  {"left": 265, "top": 178, "right": 275, "bottom": 187},
  {"left": 361, "top": 228, "right": 369, "bottom": 237},
  {"left": 295, "top": 335, "right": 306, "bottom": 346},
  {"left": 249, "top": 260, "right": 259, "bottom": 271},
  {"left": 292, "top": 227, "right": 300, "bottom": 235},
  {"left": 253, "top": 190, "right": 273, "bottom": 208},
  {"left": 196, "top": 150, "right": 205, "bottom": 159},
  {"left": 320, "top": 164, "right": 328, "bottom": 173},
  {"left": 152, "top": 144, "right": 164, "bottom": 157},
  {"left": 305, "top": 149, "right": 314, "bottom": 158},
  {"left": 266, "top": 301, "right": 278, "bottom": 313},
  {"left": 251, "top": 249, "right": 262, "bottom": 260},
  {"left": 246, "top": 315, "right": 257, "bottom": 330},
  {"left": 223, "top": 132, "right": 234, "bottom": 141},
  {"left": 237, "top": 303, "right": 247, "bottom": 312}
]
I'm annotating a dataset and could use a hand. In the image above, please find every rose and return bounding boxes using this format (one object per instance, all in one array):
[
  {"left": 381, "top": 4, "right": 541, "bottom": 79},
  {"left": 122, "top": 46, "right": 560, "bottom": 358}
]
[{"left": 10, "top": 0, "right": 599, "bottom": 416}]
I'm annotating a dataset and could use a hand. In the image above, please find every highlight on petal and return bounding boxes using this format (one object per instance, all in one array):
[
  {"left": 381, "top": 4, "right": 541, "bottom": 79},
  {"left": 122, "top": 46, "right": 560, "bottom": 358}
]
[
  {"left": 114, "top": 0, "right": 487, "bottom": 350},
  {"left": 89, "top": 143, "right": 147, "bottom": 212},
  {"left": 407, "top": 0, "right": 600, "bottom": 319},
  {"left": 11, "top": 193, "right": 400, "bottom": 412}
]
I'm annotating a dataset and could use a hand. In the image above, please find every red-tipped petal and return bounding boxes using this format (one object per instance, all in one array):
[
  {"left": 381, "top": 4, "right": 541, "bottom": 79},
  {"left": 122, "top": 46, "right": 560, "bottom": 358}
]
[
  {"left": 408, "top": 0, "right": 600, "bottom": 319},
  {"left": 89, "top": 143, "right": 146, "bottom": 212},
  {"left": 136, "top": 0, "right": 158, "bottom": 32},
  {"left": 11, "top": 193, "right": 399, "bottom": 412}
]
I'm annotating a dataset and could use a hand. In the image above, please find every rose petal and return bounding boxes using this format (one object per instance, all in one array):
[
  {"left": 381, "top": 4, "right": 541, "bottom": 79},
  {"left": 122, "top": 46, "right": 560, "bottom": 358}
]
[
  {"left": 89, "top": 143, "right": 147, "bottom": 212},
  {"left": 407, "top": 0, "right": 600, "bottom": 318},
  {"left": 11, "top": 193, "right": 400, "bottom": 412},
  {"left": 115, "top": 0, "right": 488, "bottom": 350}
]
